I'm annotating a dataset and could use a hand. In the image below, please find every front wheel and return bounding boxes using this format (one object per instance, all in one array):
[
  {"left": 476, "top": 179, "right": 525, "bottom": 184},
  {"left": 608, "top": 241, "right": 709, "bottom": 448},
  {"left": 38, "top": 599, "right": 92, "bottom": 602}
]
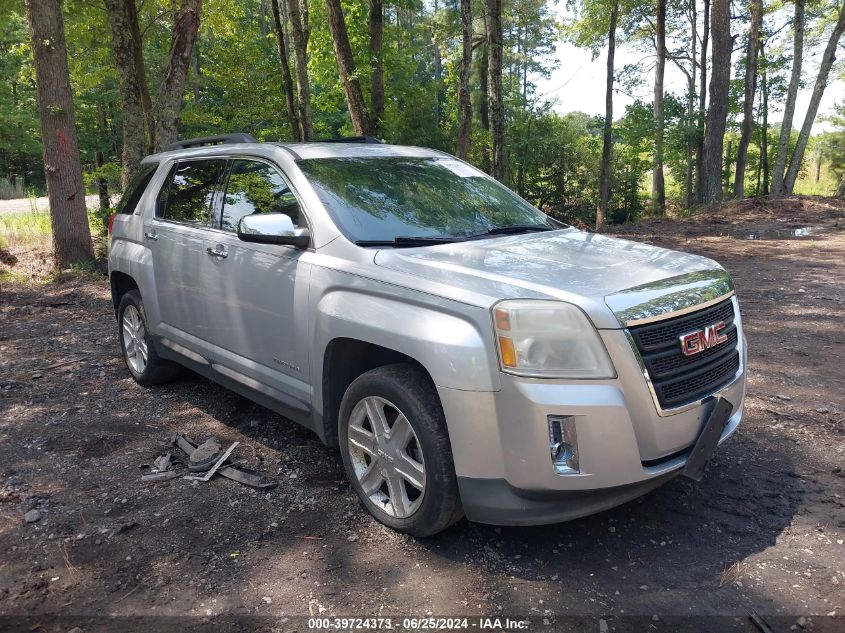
[{"left": 338, "top": 364, "right": 463, "bottom": 537}]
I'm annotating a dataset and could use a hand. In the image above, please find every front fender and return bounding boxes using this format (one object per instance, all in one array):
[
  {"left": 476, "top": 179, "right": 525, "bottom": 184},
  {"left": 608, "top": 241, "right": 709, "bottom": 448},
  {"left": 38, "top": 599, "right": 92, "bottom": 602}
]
[{"left": 313, "top": 288, "right": 500, "bottom": 393}]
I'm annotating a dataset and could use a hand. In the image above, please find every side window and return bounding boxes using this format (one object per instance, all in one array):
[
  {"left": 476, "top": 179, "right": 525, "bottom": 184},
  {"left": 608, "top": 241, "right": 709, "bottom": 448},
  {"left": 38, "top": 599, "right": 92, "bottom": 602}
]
[
  {"left": 157, "top": 159, "right": 226, "bottom": 225},
  {"left": 116, "top": 163, "right": 158, "bottom": 215},
  {"left": 221, "top": 159, "right": 300, "bottom": 232}
]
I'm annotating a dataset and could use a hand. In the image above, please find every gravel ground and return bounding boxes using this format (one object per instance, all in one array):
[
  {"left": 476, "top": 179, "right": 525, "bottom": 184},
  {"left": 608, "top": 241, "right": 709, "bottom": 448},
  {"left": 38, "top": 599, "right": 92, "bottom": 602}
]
[{"left": 0, "top": 195, "right": 843, "bottom": 633}]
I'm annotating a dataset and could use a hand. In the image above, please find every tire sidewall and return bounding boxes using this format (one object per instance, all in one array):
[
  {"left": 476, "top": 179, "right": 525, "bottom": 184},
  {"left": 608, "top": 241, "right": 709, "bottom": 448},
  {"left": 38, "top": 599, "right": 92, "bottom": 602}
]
[
  {"left": 338, "top": 365, "right": 461, "bottom": 536},
  {"left": 117, "top": 290, "right": 152, "bottom": 385}
]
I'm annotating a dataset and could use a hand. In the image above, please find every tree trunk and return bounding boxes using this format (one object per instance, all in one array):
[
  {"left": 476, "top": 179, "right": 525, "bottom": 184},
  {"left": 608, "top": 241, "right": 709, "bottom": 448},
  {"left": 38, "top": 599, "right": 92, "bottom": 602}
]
[
  {"left": 192, "top": 39, "right": 202, "bottom": 103},
  {"left": 700, "top": 0, "right": 731, "bottom": 203},
  {"left": 271, "top": 0, "right": 302, "bottom": 141},
  {"left": 154, "top": 0, "right": 202, "bottom": 150},
  {"left": 123, "top": 0, "right": 155, "bottom": 153},
  {"left": 95, "top": 149, "right": 109, "bottom": 213},
  {"left": 104, "top": 0, "right": 147, "bottom": 189},
  {"left": 486, "top": 0, "right": 506, "bottom": 182},
  {"left": 456, "top": 0, "right": 473, "bottom": 159},
  {"left": 96, "top": 103, "right": 110, "bottom": 212},
  {"left": 684, "top": 0, "right": 697, "bottom": 209},
  {"left": 695, "top": 0, "right": 709, "bottom": 202},
  {"left": 287, "top": 0, "right": 313, "bottom": 140},
  {"left": 433, "top": 0, "right": 443, "bottom": 125},
  {"left": 652, "top": 0, "right": 666, "bottom": 213},
  {"left": 771, "top": 0, "right": 804, "bottom": 194},
  {"left": 724, "top": 138, "right": 732, "bottom": 192},
  {"left": 596, "top": 0, "right": 618, "bottom": 231},
  {"left": 25, "top": 0, "right": 93, "bottom": 266},
  {"left": 733, "top": 0, "right": 762, "bottom": 199},
  {"left": 479, "top": 27, "right": 490, "bottom": 132},
  {"left": 478, "top": 14, "right": 491, "bottom": 173},
  {"left": 783, "top": 2, "right": 845, "bottom": 193},
  {"left": 325, "top": 0, "right": 373, "bottom": 136},
  {"left": 836, "top": 172, "right": 845, "bottom": 197},
  {"left": 369, "top": 0, "right": 384, "bottom": 134},
  {"left": 760, "top": 39, "right": 769, "bottom": 195}
]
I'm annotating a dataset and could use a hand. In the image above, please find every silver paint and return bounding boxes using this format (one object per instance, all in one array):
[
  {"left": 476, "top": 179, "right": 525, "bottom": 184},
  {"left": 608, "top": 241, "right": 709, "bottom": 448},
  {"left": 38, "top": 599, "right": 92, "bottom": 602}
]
[{"left": 109, "top": 141, "right": 748, "bottom": 524}]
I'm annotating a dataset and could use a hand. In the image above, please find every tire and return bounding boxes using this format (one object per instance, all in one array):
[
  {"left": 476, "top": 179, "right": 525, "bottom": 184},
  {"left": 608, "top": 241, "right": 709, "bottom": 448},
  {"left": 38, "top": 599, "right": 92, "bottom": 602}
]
[
  {"left": 339, "top": 363, "right": 464, "bottom": 537},
  {"left": 117, "top": 290, "right": 182, "bottom": 386}
]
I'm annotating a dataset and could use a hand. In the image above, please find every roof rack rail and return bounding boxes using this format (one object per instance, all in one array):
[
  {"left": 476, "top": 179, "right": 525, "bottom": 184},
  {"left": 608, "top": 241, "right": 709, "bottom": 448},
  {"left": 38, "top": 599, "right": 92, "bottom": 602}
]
[
  {"left": 318, "top": 136, "right": 384, "bottom": 144},
  {"left": 161, "top": 133, "right": 258, "bottom": 152}
]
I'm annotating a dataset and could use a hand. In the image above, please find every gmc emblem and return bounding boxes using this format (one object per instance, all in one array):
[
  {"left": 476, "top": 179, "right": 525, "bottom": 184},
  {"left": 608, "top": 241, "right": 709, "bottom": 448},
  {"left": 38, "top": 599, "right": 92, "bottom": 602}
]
[{"left": 679, "top": 321, "right": 728, "bottom": 357}]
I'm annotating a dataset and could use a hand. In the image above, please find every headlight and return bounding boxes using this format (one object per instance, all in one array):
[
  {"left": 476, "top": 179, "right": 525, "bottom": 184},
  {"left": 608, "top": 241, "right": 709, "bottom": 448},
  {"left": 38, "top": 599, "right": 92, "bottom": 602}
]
[{"left": 492, "top": 300, "right": 616, "bottom": 378}]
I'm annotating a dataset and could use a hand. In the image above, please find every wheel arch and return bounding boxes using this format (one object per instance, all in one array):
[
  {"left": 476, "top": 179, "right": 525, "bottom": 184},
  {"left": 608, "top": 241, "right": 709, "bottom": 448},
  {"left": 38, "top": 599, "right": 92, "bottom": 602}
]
[
  {"left": 110, "top": 271, "right": 139, "bottom": 317},
  {"left": 320, "top": 338, "right": 433, "bottom": 447},
  {"left": 312, "top": 288, "right": 499, "bottom": 447}
]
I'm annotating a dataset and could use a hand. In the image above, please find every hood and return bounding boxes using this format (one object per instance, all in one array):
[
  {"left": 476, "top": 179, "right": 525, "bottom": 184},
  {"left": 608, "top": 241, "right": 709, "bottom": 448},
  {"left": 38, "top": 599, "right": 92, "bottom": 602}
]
[{"left": 373, "top": 228, "right": 732, "bottom": 329}]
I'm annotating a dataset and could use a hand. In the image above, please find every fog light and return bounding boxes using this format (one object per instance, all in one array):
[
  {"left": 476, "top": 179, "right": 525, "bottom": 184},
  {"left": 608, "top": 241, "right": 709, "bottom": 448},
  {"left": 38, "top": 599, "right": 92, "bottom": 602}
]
[{"left": 548, "top": 415, "right": 579, "bottom": 474}]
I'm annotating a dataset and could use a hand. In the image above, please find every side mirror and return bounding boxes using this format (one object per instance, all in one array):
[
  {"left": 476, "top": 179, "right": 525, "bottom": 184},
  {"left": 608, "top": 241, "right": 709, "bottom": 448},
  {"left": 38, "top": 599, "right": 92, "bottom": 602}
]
[{"left": 237, "top": 213, "right": 310, "bottom": 249}]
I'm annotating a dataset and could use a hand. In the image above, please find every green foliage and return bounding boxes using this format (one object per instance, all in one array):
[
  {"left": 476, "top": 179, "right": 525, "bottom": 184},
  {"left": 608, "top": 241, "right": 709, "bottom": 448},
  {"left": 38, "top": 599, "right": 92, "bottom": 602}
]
[
  {"left": 0, "top": 10, "right": 41, "bottom": 192},
  {"left": 1, "top": 0, "right": 840, "bottom": 233}
]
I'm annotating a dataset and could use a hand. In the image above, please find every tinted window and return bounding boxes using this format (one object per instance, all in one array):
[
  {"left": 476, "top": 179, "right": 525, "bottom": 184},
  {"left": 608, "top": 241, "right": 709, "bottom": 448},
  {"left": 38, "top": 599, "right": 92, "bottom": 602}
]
[
  {"left": 221, "top": 160, "right": 300, "bottom": 232},
  {"left": 158, "top": 159, "right": 226, "bottom": 225},
  {"left": 296, "top": 157, "right": 550, "bottom": 242},
  {"left": 116, "top": 163, "right": 158, "bottom": 215}
]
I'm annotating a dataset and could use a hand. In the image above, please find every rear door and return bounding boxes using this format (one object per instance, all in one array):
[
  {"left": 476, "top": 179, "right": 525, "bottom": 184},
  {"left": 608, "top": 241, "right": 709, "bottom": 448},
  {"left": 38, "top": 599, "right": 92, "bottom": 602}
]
[
  {"left": 144, "top": 158, "right": 227, "bottom": 352},
  {"left": 200, "top": 158, "right": 313, "bottom": 412}
]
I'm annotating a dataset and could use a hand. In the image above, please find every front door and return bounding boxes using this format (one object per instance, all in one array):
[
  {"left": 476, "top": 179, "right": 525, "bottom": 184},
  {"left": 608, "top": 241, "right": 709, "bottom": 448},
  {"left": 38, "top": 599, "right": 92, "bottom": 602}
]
[
  {"left": 201, "top": 158, "right": 313, "bottom": 413},
  {"left": 144, "top": 158, "right": 227, "bottom": 354}
]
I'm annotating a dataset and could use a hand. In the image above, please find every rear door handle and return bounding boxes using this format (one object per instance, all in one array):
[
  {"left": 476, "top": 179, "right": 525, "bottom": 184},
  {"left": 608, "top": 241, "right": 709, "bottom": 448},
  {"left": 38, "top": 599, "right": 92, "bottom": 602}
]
[
  {"left": 144, "top": 230, "right": 158, "bottom": 241},
  {"left": 206, "top": 245, "right": 228, "bottom": 259}
]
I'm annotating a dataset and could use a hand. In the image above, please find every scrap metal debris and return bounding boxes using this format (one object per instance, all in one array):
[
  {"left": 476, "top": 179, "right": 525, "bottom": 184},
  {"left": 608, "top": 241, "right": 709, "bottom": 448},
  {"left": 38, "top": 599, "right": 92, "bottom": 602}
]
[
  {"left": 183, "top": 441, "right": 240, "bottom": 482},
  {"left": 188, "top": 438, "right": 222, "bottom": 471},
  {"left": 140, "top": 434, "right": 278, "bottom": 489},
  {"left": 140, "top": 451, "right": 180, "bottom": 482}
]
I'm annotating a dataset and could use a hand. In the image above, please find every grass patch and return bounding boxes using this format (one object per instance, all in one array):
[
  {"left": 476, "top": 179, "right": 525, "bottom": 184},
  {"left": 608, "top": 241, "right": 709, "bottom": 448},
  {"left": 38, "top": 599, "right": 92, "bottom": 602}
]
[
  {"left": 0, "top": 209, "right": 53, "bottom": 245},
  {"left": 0, "top": 207, "right": 107, "bottom": 247},
  {"left": 0, "top": 267, "right": 49, "bottom": 286},
  {"left": 0, "top": 206, "right": 109, "bottom": 286}
]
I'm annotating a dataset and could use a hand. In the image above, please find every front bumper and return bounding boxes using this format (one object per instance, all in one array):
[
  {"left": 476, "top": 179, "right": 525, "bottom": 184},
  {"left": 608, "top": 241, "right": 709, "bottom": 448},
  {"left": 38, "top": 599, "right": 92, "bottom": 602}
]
[{"left": 437, "top": 328, "right": 747, "bottom": 526}]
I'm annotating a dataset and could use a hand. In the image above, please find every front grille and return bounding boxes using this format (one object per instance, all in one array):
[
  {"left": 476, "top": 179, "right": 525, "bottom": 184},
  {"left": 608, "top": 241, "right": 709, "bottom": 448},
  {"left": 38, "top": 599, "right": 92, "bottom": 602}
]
[{"left": 628, "top": 298, "right": 740, "bottom": 409}]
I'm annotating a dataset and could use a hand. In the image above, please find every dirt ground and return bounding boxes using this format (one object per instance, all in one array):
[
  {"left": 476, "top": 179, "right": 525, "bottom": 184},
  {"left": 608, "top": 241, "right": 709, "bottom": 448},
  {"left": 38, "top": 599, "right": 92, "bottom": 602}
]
[{"left": 0, "top": 195, "right": 843, "bottom": 633}]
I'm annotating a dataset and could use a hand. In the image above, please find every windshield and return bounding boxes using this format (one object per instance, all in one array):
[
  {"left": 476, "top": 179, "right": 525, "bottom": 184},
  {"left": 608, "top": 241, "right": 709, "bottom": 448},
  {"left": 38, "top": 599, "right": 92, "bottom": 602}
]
[{"left": 296, "top": 156, "right": 553, "bottom": 243}]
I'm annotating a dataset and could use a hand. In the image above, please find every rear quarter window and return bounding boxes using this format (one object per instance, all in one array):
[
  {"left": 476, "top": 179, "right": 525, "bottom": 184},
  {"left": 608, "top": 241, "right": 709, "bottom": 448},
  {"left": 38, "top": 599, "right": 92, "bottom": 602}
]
[{"left": 115, "top": 163, "right": 159, "bottom": 215}]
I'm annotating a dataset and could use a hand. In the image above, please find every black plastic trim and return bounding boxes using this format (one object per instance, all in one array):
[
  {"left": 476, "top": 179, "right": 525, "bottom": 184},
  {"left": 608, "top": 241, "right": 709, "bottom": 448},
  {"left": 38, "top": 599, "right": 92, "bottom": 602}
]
[{"left": 161, "top": 133, "right": 257, "bottom": 152}]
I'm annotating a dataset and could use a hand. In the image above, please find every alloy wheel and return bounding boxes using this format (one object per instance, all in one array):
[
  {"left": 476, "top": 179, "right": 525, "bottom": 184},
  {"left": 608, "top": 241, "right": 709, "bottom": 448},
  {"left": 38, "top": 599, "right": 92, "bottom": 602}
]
[
  {"left": 122, "top": 304, "right": 148, "bottom": 374},
  {"left": 347, "top": 396, "right": 426, "bottom": 518}
]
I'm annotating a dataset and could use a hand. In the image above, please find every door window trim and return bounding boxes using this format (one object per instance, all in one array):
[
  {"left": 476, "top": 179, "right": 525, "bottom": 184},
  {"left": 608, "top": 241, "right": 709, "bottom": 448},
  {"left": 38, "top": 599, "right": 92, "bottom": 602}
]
[
  {"left": 154, "top": 157, "right": 229, "bottom": 228},
  {"left": 215, "top": 155, "right": 314, "bottom": 241}
]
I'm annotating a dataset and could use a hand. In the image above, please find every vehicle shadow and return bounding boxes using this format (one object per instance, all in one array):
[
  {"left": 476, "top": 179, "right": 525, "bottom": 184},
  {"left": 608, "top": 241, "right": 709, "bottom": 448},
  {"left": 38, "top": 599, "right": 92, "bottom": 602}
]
[
  {"left": 168, "top": 367, "right": 807, "bottom": 617},
  {"left": 410, "top": 423, "right": 808, "bottom": 616}
]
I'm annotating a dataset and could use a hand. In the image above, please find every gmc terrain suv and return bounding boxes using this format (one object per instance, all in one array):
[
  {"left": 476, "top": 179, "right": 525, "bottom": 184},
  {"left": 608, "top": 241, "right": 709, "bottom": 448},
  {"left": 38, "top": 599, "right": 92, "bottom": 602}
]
[{"left": 108, "top": 134, "right": 747, "bottom": 536}]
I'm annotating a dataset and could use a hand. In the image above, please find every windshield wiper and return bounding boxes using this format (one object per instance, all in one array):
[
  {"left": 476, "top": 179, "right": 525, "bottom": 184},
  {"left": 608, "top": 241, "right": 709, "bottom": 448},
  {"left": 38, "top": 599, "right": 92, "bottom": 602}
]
[
  {"left": 355, "top": 235, "right": 466, "bottom": 248},
  {"left": 354, "top": 226, "right": 554, "bottom": 248},
  {"left": 466, "top": 224, "right": 555, "bottom": 239}
]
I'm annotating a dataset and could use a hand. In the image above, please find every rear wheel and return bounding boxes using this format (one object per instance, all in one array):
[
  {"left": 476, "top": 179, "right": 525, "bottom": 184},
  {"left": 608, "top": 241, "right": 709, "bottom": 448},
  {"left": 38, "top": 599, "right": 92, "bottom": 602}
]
[
  {"left": 117, "top": 290, "right": 182, "bottom": 386},
  {"left": 339, "top": 364, "right": 463, "bottom": 537}
]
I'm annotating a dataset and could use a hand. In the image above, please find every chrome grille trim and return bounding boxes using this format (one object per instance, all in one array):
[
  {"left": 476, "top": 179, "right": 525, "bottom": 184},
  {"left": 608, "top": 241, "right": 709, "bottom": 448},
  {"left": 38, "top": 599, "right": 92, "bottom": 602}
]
[{"left": 625, "top": 296, "right": 744, "bottom": 417}]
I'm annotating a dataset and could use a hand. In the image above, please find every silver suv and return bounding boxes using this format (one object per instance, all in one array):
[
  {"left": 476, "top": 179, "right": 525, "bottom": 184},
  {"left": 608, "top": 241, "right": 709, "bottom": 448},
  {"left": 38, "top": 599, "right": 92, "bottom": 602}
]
[{"left": 108, "top": 135, "right": 747, "bottom": 536}]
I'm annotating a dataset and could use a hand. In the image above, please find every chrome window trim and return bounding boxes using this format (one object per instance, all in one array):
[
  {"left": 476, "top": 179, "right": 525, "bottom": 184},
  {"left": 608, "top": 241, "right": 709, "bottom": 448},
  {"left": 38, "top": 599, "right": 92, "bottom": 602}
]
[
  {"left": 625, "top": 295, "right": 744, "bottom": 417},
  {"left": 153, "top": 156, "right": 229, "bottom": 225},
  {"left": 217, "top": 154, "right": 313, "bottom": 236}
]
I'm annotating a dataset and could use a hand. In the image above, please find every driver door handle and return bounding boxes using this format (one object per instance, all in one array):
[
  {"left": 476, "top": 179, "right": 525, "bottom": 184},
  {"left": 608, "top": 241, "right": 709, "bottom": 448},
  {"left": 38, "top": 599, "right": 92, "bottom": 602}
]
[{"left": 206, "top": 245, "right": 228, "bottom": 259}]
